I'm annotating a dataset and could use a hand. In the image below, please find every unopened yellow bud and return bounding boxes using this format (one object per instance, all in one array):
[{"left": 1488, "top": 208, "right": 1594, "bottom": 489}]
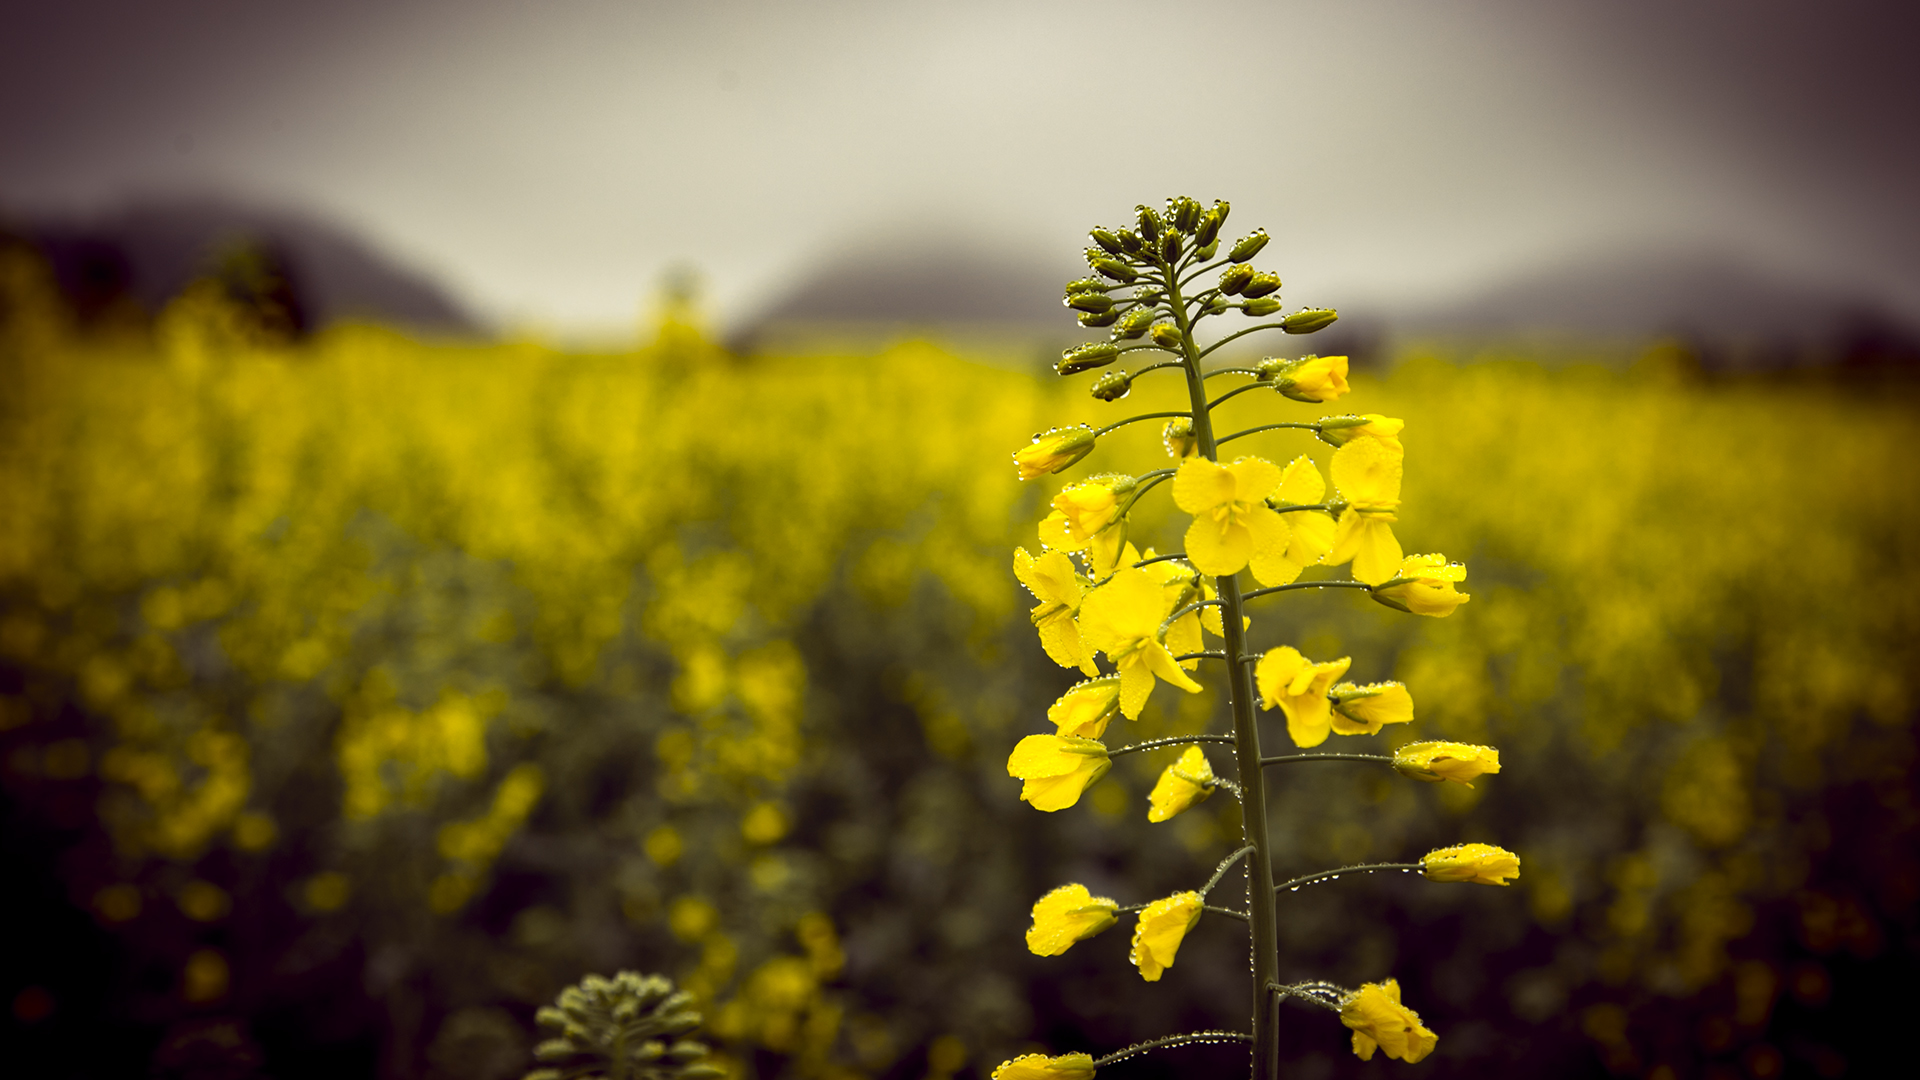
[
  {"left": 1149, "top": 323, "right": 1183, "bottom": 349},
  {"left": 1090, "top": 370, "right": 1131, "bottom": 401},
  {"left": 1136, "top": 205, "right": 1162, "bottom": 243},
  {"left": 1229, "top": 229, "right": 1269, "bottom": 263},
  {"left": 1078, "top": 308, "right": 1120, "bottom": 327},
  {"left": 1240, "top": 271, "right": 1281, "bottom": 299},
  {"left": 1159, "top": 231, "right": 1182, "bottom": 263},
  {"left": 1111, "top": 307, "right": 1156, "bottom": 340},
  {"left": 1013, "top": 425, "right": 1098, "bottom": 480},
  {"left": 1161, "top": 417, "right": 1198, "bottom": 459},
  {"left": 1058, "top": 342, "right": 1121, "bottom": 375},
  {"left": 1193, "top": 240, "right": 1219, "bottom": 262},
  {"left": 1282, "top": 307, "right": 1338, "bottom": 334},
  {"left": 1421, "top": 843, "right": 1520, "bottom": 886},
  {"left": 1392, "top": 740, "right": 1500, "bottom": 787},
  {"left": 1242, "top": 297, "right": 1281, "bottom": 317},
  {"left": 1065, "top": 277, "right": 1108, "bottom": 297},
  {"left": 1218, "top": 264, "right": 1255, "bottom": 295},
  {"left": 1171, "top": 197, "right": 1202, "bottom": 233},
  {"left": 1091, "top": 257, "right": 1137, "bottom": 283},
  {"left": 1195, "top": 205, "right": 1224, "bottom": 248},
  {"left": 1067, "top": 292, "right": 1114, "bottom": 314},
  {"left": 1090, "top": 228, "right": 1126, "bottom": 256}
]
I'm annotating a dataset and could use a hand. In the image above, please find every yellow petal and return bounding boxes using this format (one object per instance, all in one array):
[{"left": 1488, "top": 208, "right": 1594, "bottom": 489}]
[
  {"left": 1142, "top": 641, "right": 1204, "bottom": 695},
  {"left": 1421, "top": 843, "right": 1521, "bottom": 886},
  {"left": 1118, "top": 657, "right": 1155, "bottom": 720},
  {"left": 1275, "top": 454, "right": 1327, "bottom": 505},
  {"left": 1129, "top": 891, "right": 1202, "bottom": 981},
  {"left": 1243, "top": 505, "right": 1295, "bottom": 587},
  {"left": 1184, "top": 515, "right": 1250, "bottom": 577},
  {"left": 1048, "top": 677, "right": 1122, "bottom": 739},
  {"left": 1026, "top": 884, "right": 1121, "bottom": 955},
  {"left": 992, "top": 1053, "right": 1097, "bottom": 1080},
  {"left": 1349, "top": 518, "right": 1404, "bottom": 587},
  {"left": 1078, "top": 568, "right": 1164, "bottom": 656},
  {"left": 1172, "top": 457, "right": 1235, "bottom": 515},
  {"left": 1224, "top": 455, "right": 1284, "bottom": 503},
  {"left": 1331, "top": 437, "right": 1402, "bottom": 507}
]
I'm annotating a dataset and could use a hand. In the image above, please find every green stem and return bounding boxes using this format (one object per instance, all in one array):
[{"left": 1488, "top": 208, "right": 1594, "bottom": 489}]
[
  {"left": 1202, "top": 845, "right": 1257, "bottom": 896},
  {"left": 1165, "top": 250, "right": 1280, "bottom": 1080},
  {"left": 1108, "top": 734, "right": 1237, "bottom": 759},
  {"left": 1171, "top": 650, "right": 1227, "bottom": 663},
  {"left": 1259, "top": 752, "right": 1392, "bottom": 767},
  {"left": 1240, "top": 580, "right": 1372, "bottom": 603},
  {"left": 1207, "top": 382, "right": 1271, "bottom": 412},
  {"left": 1276, "top": 862, "right": 1422, "bottom": 894},
  {"left": 1094, "top": 411, "right": 1192, "bottom": 438},
  {"left": 1216, "top": 422, "right": 1319, "bottom": 446},
  {"left": 1198, "top": 321, "right": 1292, "bottom": 360},
  {"left": 1204, "top": 367, "right": 1262, "bottom": 380},
  {"left": 1090, "top": 1031, "right": 1254, "bottom": 1069}
]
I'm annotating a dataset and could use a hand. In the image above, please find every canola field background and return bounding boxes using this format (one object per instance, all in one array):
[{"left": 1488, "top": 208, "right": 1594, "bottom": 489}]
[{"left": 2, "top": 261, "right": 1917, "bottom": 1080}]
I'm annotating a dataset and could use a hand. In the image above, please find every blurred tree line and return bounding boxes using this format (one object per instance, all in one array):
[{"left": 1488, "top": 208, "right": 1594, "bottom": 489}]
[{"left": 1, "top": 239, "right": 1916, "bottom": 1079}]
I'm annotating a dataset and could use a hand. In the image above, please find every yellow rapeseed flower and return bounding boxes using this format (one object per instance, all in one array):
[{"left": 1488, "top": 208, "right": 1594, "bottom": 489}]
[
  {"left": 991, "top": 1053, "right": 1097, "bottom": 1080},
  {"left": 1129, "top": 891, "right": 1203, "bottom": 981},
  {"left": 1369, "top": 554, "right": 1471, "bottom": 617},
  {"left": 1014, "top": 425, "right": 1097, "bottom": 480},
  {"left": 1266, "top": 455, "right": 1337, "bottom": 585},
  {"left": 1025, "top": 883, "right": 1121, "bottom": 955},
  {"left": 1339, "top": 979, "right": 1438, "bottom": 1063},
  {"left": 1254, "top": 646, "right": 1352, "bottom": 748},
  {"left": 1171, "top": 456, "right": 1294, "bottom": 584},
  {"left": 1008, "top": 734, "right": 1111, "bottom": 811},
  {"left": 1014, "top": 547, "right": 1099, "bottom": 677},
  {"left": 1421, "top": 843, "right": 1521, "bottom": 886},
  {"left": 1326, "top": 438, "right": 1404, "bottom": 586},
  {"left": 1393, "top": 741, "right": 1501, "bottom": 787},
  {"left": 1077, "top": 568, "right": 1203, "bottom": 720},
  {"left": 1047, "top": 676, "right": 1122, "bottom": 739},
  {"left": 1147, "top": 745, "right": 1217, "bottom": 822},
  {"left": 1328, "top": 681, "right": 1414, "bottom": 736},
  {"left": 1039, "top": 474, "right": 1134, "bottom": 576},
  {"left": 1264, "top": 355, "right": 1352, "bottom": 403}
]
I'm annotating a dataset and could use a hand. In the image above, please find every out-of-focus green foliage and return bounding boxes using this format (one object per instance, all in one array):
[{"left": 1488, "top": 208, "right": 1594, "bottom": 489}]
[{"left": 2, "top": 245, "right": 1916, "bottom": 1079}]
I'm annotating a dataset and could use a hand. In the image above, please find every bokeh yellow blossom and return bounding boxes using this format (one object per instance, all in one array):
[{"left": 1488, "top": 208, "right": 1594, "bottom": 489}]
[
  {"left": 1025, "top": 884, "right": 1120, "bottom": 956},
  {"left": 1129, "top": 891, "right": 1202, "bottom": 982},
  {"left": 1007, "top": 734, "right": 1111, "bottom": 811},
  {"left": 1339, "top": 979, "right": 1437, "bottom": 1063},
  {"left": 991, "top": 1052, "right": 1097, "bottom": 1080},
  {"left": 1266, "top": 355, "right": 1351, "bottom": 403},
  {"left": 1421, "top": 843, "right": 1521, "bottom": 886},
  {"left": 1014, "top": 547, "right": 1099, "bottom": 676},
  {"left": 1393, "top": 741, "right": 1501, "bottom": 787},
  {"left": 1014, "top": 425, "right": 1097, "bottom": 480},
  {"left": 1316, "top": 413, "right": 1404, "bottom": 453},
  {"left": 1254, "top": 646, "right": 1352, "bottom": 747},
  {"left": 1328, "top": 681, "right": 1414, "bottom": 736},
  {"left": 1077, "top": 568, "right": 1204, "bottom": 720},
  {"left": 1146, "top": 745, "right": 1217, "bottom": 822},
  {"left": 1369, "top": 554, "right": 1470, "bottom": 617},
  {"left": 1171, "top": 456, "right": 1292, "bottom": 583}
]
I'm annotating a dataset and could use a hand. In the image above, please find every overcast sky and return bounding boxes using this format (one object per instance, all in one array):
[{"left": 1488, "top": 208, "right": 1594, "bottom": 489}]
[{"left": 4, "top": 0, "right": 1916, "bottom": 334}]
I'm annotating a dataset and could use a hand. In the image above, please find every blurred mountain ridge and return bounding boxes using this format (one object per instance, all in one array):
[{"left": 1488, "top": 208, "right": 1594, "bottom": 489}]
[{"left": 5, "top": 195, "right": 482, "bottom": 335}]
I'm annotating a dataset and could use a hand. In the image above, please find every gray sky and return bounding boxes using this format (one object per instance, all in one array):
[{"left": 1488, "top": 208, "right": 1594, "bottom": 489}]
[{"left": 4, "top": 0, "right": 1915, "bottom": 334}]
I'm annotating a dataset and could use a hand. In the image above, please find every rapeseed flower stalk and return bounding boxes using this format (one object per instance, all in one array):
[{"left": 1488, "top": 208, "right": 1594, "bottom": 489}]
[{"left": 993, "top": 197, "right": 1516, "bottom": 1080}]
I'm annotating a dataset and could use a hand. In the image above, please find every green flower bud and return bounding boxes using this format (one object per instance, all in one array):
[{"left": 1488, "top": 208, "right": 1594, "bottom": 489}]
[
  {"left": 1195, "top": 241, "right": 1219, "bottom": 261},
  {"left": 1067, "top": 293, "right": 1114, "bottom": 314},
  {"left": 1065, "top": 277, "right": 1108, "bottom": 297},
  {"left": 1090, "top": 370, "right": 1132, "bottom": 401},
  {"left": 1282, "top": 308, "right": 1339, "bottom": 334},
  {"left": 1160, "top": 231, "right": 1182, "bottom": 263},
  {"left": 1171, "top": 197, "right": 1202, "bottom": 234},
  {"left": 1204, "top": 295, "right": 1230, "bottom": 314},
  {"left": 1242, "top": 297, "right": 1282, "bottom": 317},
  {"left": 1241, "top": 271, "right": 1281, "bottom": 299},
  {"left": 1136, "top": 205, "right": 1162, "bottom": 244},
  {"left": 1111, "top": 307, "right": 1157, "bottom": 340},
  {"left": 1229, "top": 230, "right": 1269, "bottom": 263},
  {"left": 1218, "top": 264, "right": 1255, "bottom": 296},
  {"left": 1091, "top": 257, "right": 1137, "bottom": 283},
  {"left": 1149, "top": 323, "right": 1184, "bottom": 349},
  {"left": 1116, "top": 230, "right": 1144, "bottom": 255},
  {"left": 1078, "top": 308, "right": 1121, "bottom": 327},
  {"left": 1205, "top": 200, "right": 1230, "bottom": 239},
  {"left": 1194, "top": 213, "right": 1221, "bottom": 249},
  {"left": 1091, "top": 228, "right": 1126, "bottom": 256},
  {"left": 1253, "top": 356, "right": 1292, "bottom": 382},
  {"left": 1058, "top": 341, "right": 1121, "bottom": 375}
]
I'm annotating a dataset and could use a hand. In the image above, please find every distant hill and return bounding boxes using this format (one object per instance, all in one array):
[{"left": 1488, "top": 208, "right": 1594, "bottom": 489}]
[{"left": 8, "top": 196, "right": 481, "bottom": 335}]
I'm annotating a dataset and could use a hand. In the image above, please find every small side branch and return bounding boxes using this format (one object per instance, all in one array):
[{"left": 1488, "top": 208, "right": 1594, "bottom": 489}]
[
  {"left": 1203, "top": 366, "right": 1261, "bottom": 381},
  {"left": 1240, "top": 580, "right": 1373, "bottom": 603},
  {"left": 1197, "top": 321, "right": 1292, "bottom": 359},
  {"left": 1205, "top": 382, "right": 1270, "bottom": 412},
  {"left": 1269, "top": 980, "right": 1348, "bottom": 1012},
  {"left": 1259, "top": 752, "right": 1392, "bottom": 767},
  {"left": 1094, "top": 411, "right": 1192, "bottom": 438},
  {"left": 1133, "top": 551, "right": 1190, "bottom": 568},
  {"left": 1171, "top": 650, "right": 1227, "bottom": 664},
  {"left": 1216, "top": 422, "right": 1319, "bottom": 446},
  {"left": 1090, "top": 1031, "right": 1254, "bottom": 1069},
  {"left": 1109, "top": 734, "right": 1237, "bottom": 759},
  {"left": 1201, "top": 845, "right": 1256, "bottom": 896},
  {"left": 1276, "top": 862, "right": 1422, "bottom": 894}
]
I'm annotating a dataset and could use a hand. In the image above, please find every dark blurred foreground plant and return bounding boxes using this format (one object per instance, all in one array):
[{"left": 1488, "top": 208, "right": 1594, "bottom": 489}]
[{"left": 528, "top": 971, "right": 725, "bottom": 1080}]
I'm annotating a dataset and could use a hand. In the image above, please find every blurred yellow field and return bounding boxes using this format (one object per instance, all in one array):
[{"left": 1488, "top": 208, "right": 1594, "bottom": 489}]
[{"left": 2, "top": 269, "right": 1915, "bottom": 1077}]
